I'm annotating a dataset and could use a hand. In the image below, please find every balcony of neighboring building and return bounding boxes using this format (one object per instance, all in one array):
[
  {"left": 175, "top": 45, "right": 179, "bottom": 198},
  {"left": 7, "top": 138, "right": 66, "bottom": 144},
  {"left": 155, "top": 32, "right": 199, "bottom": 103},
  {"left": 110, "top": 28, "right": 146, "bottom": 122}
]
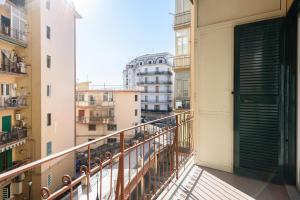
[
  {"left": 76, "top": 115, "right": 114, "bottom": 124},
  {"left": 0, "top": 127, "right": 27, "bottom": 153},
  {"left": 76, "top": 99, "right": 115, "bottom": 108},
  {"left": 0, "top": 95, "right": 28, "bottom": 111},
  {"left": 174, "top": 10, "right": 191, "bottom": 30},
  {"left": 174, "top": 97, "right": 190, "bottom": 111},
  {"left": 0, "top": 49, "right": 28, "bottom": 77},
  {"left": 141, "top": 99, "right": 172, "bottom": 104},
  {"left": 144, "top": 89, "right": 172, "bottom": 94},
  {"left": 137, "top": 71, "right": 173, "bottom": 76},
  {"left": 0, "top": 0, "right": 27, "bottom": 48},
  {"left": 137, "top": 80, "right": 173, "bottom": 85},
  {"left": 174, "top": 55, "right": 190, "bottom": 70}
]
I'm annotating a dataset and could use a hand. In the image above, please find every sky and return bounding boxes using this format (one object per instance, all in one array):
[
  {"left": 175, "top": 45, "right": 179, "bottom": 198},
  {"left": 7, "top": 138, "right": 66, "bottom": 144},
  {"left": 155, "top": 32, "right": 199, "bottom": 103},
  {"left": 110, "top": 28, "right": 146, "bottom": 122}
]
[{"left": 74, "top": 0, "right": 175, "bottom": 86}]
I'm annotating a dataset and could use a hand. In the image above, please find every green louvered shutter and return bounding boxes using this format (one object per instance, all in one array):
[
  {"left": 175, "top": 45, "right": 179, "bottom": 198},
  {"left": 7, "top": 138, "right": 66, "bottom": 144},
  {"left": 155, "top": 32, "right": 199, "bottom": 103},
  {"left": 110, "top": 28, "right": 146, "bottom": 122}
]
[{"left": 234, "top": 18, "right": 284, "bottom": 181}]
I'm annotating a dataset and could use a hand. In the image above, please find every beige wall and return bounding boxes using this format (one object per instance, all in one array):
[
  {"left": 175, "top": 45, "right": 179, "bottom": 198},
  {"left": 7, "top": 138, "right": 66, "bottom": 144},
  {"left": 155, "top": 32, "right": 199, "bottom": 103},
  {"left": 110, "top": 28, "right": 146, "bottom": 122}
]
[
  {"left": 192, "top": 0, "right": 288, "bottom": 172},
  {"left": 76, "top": 89, "right": 141, "bottom": 146},
  {"left": 28, "top": 0, "right": 77, "bottom": 197}
]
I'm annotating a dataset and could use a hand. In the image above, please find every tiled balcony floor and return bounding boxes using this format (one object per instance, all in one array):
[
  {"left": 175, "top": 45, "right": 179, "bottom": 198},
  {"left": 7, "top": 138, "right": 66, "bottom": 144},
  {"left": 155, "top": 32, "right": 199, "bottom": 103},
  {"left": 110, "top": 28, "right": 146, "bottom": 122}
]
[{"left": 158, "top": 163, "right": 300, "bottom": 200}]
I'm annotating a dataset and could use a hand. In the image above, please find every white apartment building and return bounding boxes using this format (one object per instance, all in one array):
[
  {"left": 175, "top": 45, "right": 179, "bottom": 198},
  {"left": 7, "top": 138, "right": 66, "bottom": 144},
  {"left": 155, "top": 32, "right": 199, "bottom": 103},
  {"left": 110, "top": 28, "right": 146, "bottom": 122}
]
[
  {"left": 123, "top": 53, "right": 174, "bottom": 121},
  {"left": 76, "top": 82, "right": 141, "bottom": 147}
]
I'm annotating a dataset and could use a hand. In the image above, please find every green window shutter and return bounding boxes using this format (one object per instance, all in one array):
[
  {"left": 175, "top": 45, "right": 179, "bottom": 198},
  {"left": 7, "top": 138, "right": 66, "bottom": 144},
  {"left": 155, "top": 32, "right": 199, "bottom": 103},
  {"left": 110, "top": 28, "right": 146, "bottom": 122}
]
[
  {"left": 234, "top": 18, "right": 284, "bottom": 182},
  {"left": 6, "top": 150, "right": 12, "bottom": 168},
  {"left": 0, "top": 152, "right": 4, "bottom": 172}
]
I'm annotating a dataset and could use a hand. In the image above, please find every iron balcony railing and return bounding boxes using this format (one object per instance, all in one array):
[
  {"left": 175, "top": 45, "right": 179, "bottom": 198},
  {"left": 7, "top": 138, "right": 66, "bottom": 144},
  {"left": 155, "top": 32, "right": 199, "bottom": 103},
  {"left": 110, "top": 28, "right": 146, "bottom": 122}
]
[
  {"left": 0, "top": 111, "right": 193, "bottom": 200},
  {"left": 0, "top": 24, "right": 27, "bottom": 47},
  {"left": 137, "top": 81, "right": 173, "bottom": 85},
  {"left": 141, "top": 100, "right": 172, "bottom": 104},
  {"left": 174, "top": 55, "right": 191, "bottom": 68},
  {"left": 76, "top": 100, "right": 115, "bottom": 107},
  {"left": 174, "top": 11, "right": 191, "bottom": 28},
  {"left": 144, "top": 90, "right": 172, "bottom": 94},
  {"left": 137, "top": 71, "right": 173, "bottom": 76},
  {"left": 0, "top": 62, "right": 27, "bottom": 76},
  {"left": 0, "top": 128, "right": 27, "bottom": 147},
  {"left": 141, "top": 108, "right": 173, "bottom": 113},
  {"left": 76, "top": 116, "right": 114, "bottom": 124},
  {"left": 0, "top": 96, "right": 27, "bottom": 110}
]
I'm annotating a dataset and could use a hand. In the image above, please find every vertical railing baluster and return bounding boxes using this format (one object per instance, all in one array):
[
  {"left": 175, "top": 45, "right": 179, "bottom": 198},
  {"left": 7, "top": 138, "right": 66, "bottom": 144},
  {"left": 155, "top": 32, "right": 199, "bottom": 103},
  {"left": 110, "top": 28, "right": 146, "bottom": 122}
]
[
  {"left": 87, "top": 145, "right": 91, "bottom": 200},
  {"left": 116, "top": 132, "right": 125, "bottom": 200},
  {"left": 175, "top": 115, "right": 179, "bottom": 179}
]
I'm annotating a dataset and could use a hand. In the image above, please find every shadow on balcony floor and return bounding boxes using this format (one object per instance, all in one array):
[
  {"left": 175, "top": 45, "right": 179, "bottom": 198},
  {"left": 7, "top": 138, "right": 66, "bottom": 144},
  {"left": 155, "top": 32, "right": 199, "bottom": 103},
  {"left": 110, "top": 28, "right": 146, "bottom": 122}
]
[{"left": 159, "top": 165, "right": 300, "bottom": 200}]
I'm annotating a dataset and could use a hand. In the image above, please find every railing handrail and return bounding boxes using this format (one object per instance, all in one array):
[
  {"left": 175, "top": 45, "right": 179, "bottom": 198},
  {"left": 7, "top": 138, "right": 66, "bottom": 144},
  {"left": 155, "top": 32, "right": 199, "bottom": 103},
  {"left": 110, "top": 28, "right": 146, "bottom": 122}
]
[{"left": 0, "top": 110, "right": 191, "bottom": 182}]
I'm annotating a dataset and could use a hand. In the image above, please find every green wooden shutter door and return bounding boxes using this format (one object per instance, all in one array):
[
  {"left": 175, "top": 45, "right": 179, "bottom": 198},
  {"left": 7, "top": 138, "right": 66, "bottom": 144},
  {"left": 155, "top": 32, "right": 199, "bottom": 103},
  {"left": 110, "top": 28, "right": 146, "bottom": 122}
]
[
  {"left": 0, "top": 152, "right": 3, "bottom": 172},
  {"left": 6, "top": 150, "right": 12, "bottom": 168},
  {"left": 234, "top": 18, "right": 284, "bottom": 181},
  {"left": 2, "top": 116, "right": 12, "bottom": 133}
]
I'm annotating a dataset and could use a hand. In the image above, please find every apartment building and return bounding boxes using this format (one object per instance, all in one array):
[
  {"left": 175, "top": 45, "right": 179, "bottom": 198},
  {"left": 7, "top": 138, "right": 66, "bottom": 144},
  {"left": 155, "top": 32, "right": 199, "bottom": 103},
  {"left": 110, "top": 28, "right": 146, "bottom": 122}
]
[
  {"left": 0, "top": 0, "right": 79, "bottom": 199},
  {"left": 173, "top": 0, "right": 191, "bottom": 111},
  {"left": 123, "top": 53, "right": 174, "bottom": 121},
  {"left": 76, "top": 82, "right": 141, "bottom": 147}
]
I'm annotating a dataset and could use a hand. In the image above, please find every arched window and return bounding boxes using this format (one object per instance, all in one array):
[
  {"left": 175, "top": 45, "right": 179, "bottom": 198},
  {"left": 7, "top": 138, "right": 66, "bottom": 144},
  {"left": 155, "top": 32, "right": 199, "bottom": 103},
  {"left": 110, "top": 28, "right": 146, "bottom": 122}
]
[{"left": 148, "top": 60, "right": 152, "bottom": 65}]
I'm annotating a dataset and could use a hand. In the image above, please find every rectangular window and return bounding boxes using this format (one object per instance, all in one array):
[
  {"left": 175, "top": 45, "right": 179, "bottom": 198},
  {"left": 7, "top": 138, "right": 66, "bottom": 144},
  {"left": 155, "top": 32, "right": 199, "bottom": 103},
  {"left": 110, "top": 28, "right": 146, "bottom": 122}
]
[
  {"left": 135, "top": 109, "right": 138, "bottom": 116},
  {"left": 79, "top": 94, "right": 85, "bottom": 101},
  {"left": 156, "top": 67, "right": 159, "bottom": 72},
  {"left": 155, "top": 105, "right": 160, "bottom": 111},
  {"left": 47, "top": 85, "right": 51, "bottom": 97},
  {"left": 88, "top": 124, "right": 96, "bottom": 131},
  {"left": 46, "top": 141, "right": 52, "bottom": 156},
  {"left": 156, "top": 96, "right": 159, "bottom": 102},
  {"left": 103, "top": 92, "right": 113, "bottom": 102},
  {"left": 47, "top": 55, "right": 51, "bottom": 68},
  {"left": 107, "top": 124, "right": 117, "bottom": 131},
  {"left": 107, "top": 138, "right": 117, "bottom": 143},
  {"left": 47, "top": 113, "right": 51, "bottom": 126},
  {"left": 156, "top": 77, "right": 159, "bottom": 83},
  {"left": 46, "top": 26, "right": 51, "bottom": 39},
  {"left": 145, "top": 104, "right": 148, "bottom": 110},
  {"left": 155, "top": 86, "right": 159, "bottom": 93},
  {"left": 135, "top": 95, "right": 138, "bottom": 102},
  {"left": 144, "top": 86, "right": 148, "bottom": 92},
  {"left": 46, "top": 0, "right": 50, "bottom": 10}
]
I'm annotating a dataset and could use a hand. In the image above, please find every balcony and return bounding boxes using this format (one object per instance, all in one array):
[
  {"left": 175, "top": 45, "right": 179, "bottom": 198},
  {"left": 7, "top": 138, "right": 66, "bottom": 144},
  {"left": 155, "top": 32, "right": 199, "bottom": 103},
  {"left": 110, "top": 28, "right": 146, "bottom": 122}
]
[
  {"left": 0, "top": 128, "right": 27, "bottom": 152},
  {"left": 141, "top": 108, "right": 173, "bottom": 113},
  {"left": 137, "top": 81, "right": 173, "bottom": 85},
  {"left": 174, "top": 98, "right": 190, "bottom": 110},
  {"left": 144, "top": 90, "right": 172, "bottom": 94},
  {"left": 141, "top": 100, "right": 172, "bottom": 104},
  {"left": 0, "top": 111, "right": 192, "bottom": 200},
  {"left": 0, "top": 96, "right": 27, "bottom": 110},
  {"left": 137, "top": 71, "right": 173, "bottom": 76},
  {"left": 76, "top": 100, "right": 115, "bottom": 108},
  {"left": 76, "top": 116, "right": 114, "bottom": 124},
  {"left": 174, "top": 55, "right": 190, "bottom": 69},
  {"left": 174, "top": 11, "right": 191, "bottom": 30},
  {"left": 0, "top": 61, "right": 28, "bottom": 77}
]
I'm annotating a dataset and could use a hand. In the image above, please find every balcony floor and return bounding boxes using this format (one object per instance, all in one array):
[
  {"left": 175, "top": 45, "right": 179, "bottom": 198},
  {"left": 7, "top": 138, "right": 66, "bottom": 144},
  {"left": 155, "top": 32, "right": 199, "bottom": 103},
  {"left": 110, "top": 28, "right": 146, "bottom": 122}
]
[{"left": 158, "top": 164, "right": 300, "bottom": 200}]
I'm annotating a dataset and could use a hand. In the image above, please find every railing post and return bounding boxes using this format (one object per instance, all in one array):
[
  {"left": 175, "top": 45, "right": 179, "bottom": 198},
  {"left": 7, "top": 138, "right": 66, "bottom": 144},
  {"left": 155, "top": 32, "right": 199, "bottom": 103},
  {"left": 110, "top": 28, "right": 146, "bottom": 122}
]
[
  {"left": 116, "top": 132, "right": 125, "bottom": 200},
  {"left": 175, "top": 115, "right": 179, "bottom": 179}
]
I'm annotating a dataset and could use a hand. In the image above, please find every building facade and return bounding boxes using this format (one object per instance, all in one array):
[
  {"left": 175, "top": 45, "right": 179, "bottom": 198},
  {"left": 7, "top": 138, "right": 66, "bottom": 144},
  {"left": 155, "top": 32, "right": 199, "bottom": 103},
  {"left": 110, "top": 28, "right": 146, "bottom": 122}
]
[
  {"left": 0, "top": 0, "right": 79, "bottom": 199},
  {"left": 123, "top": 53, "right": 174, "bottom": 121},
  {"left": 76, "top": 82, "right": 141, "bottom": 147},
  {"left": 173, "top": 0, "right": 191, "bottom": 111}
]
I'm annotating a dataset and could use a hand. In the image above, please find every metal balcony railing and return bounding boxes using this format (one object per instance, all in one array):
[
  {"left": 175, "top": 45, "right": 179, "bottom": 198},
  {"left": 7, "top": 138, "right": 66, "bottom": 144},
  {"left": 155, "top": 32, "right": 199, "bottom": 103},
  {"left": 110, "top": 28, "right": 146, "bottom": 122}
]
[
  {"left": 141, "top": 100, "right": 172, "bottom": 104},
  {"left": 174, "top": 55, "right": 191, "bottom": 68},
  {"left": 144, "top": 90, "right": 172, "bottom": 94},
  {"left": 0, "top": 96, "right": 27, "bottom": 110},
  {"left": 0, "top": 62, "right": 27, "bottom": 75},
  {"left": 76, "top": 116, "right": 114, "bottom": 124},
  {"left": 174, "top": 11, "right": 191, "bottom": 28},
  {"left": 0, "top": 24, "right": 27, "bottom": 47},
  {"left": 142, "top": 108, "right": 173, "bottom": 113},
  {"left": 138, "top": 81, "right": 173, "bottom": 85},
  {"left": 137, "top": 71, "right": 173, "bottom": 76},
  {"left": 76, "top": 100, "right": 115, "bottom": 107},
  {"left": 0, "top": 111, "right": 193, "bottom": 200},
  {"left": 0, "top": 128, "right": 27, "bottom": 147}
]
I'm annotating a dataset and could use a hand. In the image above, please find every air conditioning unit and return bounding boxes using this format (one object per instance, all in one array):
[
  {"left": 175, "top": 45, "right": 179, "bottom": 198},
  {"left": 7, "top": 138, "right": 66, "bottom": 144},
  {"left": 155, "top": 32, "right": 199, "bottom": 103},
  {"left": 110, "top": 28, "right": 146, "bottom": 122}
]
[
  {"left": 11, "top": 182, "right": 23, "bottom": 195},
  {"left": 15, "top": 113, "right": 21, "bottom": 121}
]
